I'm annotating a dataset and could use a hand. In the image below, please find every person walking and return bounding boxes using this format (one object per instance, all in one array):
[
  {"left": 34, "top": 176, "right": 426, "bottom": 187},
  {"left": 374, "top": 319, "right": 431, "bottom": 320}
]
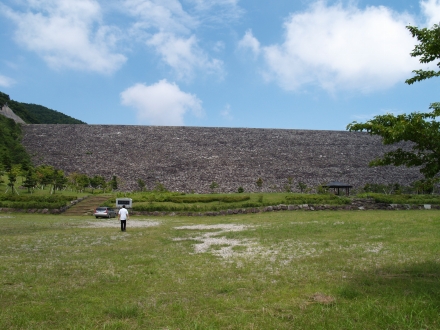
[{"left": 118, "top": 205, "right": 129, "bottom": 231}]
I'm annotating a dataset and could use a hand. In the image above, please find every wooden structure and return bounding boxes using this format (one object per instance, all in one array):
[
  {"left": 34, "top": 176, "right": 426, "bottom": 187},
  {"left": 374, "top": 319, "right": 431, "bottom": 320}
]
[{"left": 323, "top": 181, "right": 353, "bottom": 196}]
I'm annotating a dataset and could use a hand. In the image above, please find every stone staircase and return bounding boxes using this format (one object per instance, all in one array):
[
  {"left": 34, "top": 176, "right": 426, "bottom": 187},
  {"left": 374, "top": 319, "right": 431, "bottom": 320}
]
[{"left": 62, "top": 195, "right": 112, "bottom": 216}]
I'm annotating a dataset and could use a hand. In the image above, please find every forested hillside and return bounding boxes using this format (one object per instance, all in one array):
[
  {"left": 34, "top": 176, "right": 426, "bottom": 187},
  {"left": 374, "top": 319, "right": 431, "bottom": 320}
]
[
  {"left": 0, "top": 91, "right": 86, "bottom": 124},
  {"left": 0, "top": 115, "right": 31, "bottom": 168},
  {"left": 0, "top": 92, "right": 39, "bottom": 123},
  {"left": 22, "top": 103, "right": 86, "bottom": 124}
]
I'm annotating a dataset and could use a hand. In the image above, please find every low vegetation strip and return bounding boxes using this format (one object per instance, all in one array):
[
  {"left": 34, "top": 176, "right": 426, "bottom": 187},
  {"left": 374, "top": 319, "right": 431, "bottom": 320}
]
[
  {"left": 166, "top": 195, "right": 251, "bottom": 203},
  {"left": 361, "top": 192, "right": 440, "bottom": 204},
  {"left": 0, "top": 195, "right": 77, "bottom": 210},
  {"left": 1, "top": 211, "right": 439, "bottom": 329},
  {"left": 285, "top": 194, "right": 351, "bottom": 205},
  {"left": 110, "top": 192, "right": 353, "bottom": 213}
]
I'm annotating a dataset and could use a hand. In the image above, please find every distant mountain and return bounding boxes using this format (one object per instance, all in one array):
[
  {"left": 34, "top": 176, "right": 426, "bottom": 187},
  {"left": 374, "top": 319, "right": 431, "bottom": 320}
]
[{"left": 0, "top": 91, "right": 86, "bottom": 124}]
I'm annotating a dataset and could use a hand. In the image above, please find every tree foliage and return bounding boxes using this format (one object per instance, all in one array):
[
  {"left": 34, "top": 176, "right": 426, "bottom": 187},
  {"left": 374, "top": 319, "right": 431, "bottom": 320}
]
[
  {"left": 347, "top": 103, "right": 440, "bottom": 178},
  {"left": 1, "top": 91, "right": 85, "bottom": 124},
  {"left": 22, "top": 103, "right": 86, "bottom": 124},
  {"left": 209, "top": 181, "right": 219, "bottom": 193},
  {"left": 347, "top": 24, "right": 440, "bottom": 179},
  {"left": 406, "top": 24, "right": 440, "bottom": 85},
  {"left": 0, "top": 114, "right": 31, "bottom": 169},
  {"left": 23, "top": 169, "right": 37, "bottom": 193}
]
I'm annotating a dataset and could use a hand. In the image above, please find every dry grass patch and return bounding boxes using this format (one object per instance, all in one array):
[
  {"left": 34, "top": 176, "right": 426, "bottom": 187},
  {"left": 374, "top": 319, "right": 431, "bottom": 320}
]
[{"left": 81, "top": 218, "right": 161, "bottom": 228}]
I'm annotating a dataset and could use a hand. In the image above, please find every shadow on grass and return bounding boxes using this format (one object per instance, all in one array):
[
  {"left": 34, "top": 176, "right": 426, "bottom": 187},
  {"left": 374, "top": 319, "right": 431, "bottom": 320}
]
[{"left": 339, "top": 260, "right": 440, "bottom": 299}]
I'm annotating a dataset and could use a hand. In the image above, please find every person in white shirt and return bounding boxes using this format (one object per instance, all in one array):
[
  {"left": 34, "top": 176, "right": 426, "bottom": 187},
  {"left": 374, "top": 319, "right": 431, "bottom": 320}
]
[{"left": 118, "top": 205, "right": 129, "bottom": 231}]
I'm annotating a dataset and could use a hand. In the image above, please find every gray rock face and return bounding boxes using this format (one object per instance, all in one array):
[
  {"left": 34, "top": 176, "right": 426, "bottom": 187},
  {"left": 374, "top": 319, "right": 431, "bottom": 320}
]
[
  {"left": 21, "top": 125, "right": 422, "bottom": 193},
  {"left": 0, "top": 105, "right": 26, "bottom": 124}
]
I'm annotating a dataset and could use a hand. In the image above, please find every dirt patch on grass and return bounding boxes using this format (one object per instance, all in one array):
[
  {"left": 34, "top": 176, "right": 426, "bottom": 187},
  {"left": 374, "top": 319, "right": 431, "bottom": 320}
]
[
  {"left": 309, "top": 293, "right": 336, "bottom": 305},
  {"left": 173, "top": 224, "right": 255, "bottom": 258},
  {"left": 82, "top": 219, "right": 161, "bottom": 228}
]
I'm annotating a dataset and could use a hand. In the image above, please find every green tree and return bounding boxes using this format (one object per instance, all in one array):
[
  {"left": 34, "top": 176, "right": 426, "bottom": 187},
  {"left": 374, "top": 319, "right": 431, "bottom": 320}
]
[
  {"left": 297, "top": 181, "right": 307, "bottom": 193},
  {"left": 284, "top": 177, "right": 293, "bottom": 192},
  {"left": 0, "top": 113, "right": 32, "bottom": 169},
  {"left": 52, "top": 169, "right": 67, "bottom": 193},
  {"left": 209, "top": 181, "right": 219, "bottom": 193},
  {"left": 411, "top": 178, "right": 438, "bottom": 194},
  {"left": 6, "top": 164, "right": 21, "bottom": 194},
  {"left": 348, "top": 103, "right": 440, "bottom": 179},
  {"left": 137, "top": 179, "right": 146, "bottom": 192},
  {"left": 405, "top": 24, "right": 440, "bottom": 85},
  {"left": 109, "top": 175, "right": 118, "bottom": 191},
  {"left": 35, "top": 165, "right": 55, "bottom": 190},
  {"left": 256, "top": 177, "right": 263, "bottom": 191},
  {"left": 0, "top": 164, "right": 4, "bottom": 184},
  {"left": 347, "top": 24, "right": 440, "bottom": 179},
  {"left": 23, "top": 169, "right": 37, "bottom": 193},
  {"left": 77, "top": 174, "right": 90, "bottom": 193},
  {"left": 67, "top": 172, "right": 81, "bottom": 192},
  {"left": 153, "top": 182, "right": 168, "bottom": 193},
  {"left": 90, "top": 175, "right": 105, "bottom": 193}
]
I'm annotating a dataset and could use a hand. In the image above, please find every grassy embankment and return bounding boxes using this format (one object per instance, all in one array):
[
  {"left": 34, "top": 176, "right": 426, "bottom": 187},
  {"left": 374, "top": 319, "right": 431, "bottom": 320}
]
[
  {"left": 104, "top": 192, "right": 351, "bottom": 213},
  {"left": 0, "top": 175, "right": 87, "bottom": 209},
  {"left": 3, "top": 174, "right": 440, "bottom": 212},
  {"left": 0, "top": 210, "right": 439, "bottom": 329}
]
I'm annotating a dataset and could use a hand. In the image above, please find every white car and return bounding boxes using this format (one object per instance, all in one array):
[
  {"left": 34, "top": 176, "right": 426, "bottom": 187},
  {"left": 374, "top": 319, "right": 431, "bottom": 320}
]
[{"left": 93, "top": 207, "right": 116, "bottom": 218}]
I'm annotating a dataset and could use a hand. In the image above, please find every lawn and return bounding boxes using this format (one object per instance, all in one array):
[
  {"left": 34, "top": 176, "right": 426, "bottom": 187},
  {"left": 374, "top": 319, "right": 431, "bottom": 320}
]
[{"left": 1, "top": 210, "right": 439, "bottom": 329}]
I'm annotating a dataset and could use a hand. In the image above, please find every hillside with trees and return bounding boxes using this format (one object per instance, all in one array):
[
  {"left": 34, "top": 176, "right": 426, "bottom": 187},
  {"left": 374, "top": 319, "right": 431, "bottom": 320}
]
[
  {"left": 0, "top": 114, "right": 31, "bottom": 169},
  {"left": 0, "top": 91, "right": 86, "bottom": 124},
  {"left": 0, "top": 91, "right": 86, "bottom": 188}
]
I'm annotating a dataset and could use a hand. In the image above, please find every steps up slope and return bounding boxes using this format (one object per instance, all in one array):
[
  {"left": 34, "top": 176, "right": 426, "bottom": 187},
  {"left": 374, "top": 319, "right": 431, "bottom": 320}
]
[{"left": 63, "top": 195, "right": 112, "bottom": 216}]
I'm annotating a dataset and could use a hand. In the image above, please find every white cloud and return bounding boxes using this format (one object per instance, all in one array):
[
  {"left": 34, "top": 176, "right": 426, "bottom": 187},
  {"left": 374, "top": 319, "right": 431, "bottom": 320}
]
[
  {"left": 421, "top": 0, "right": 440, "bottom": 26},
  {"left": 238, "top": 29, "right": 261, "bottom": 56},
  {"left": 122, "top": 0, "right": 225, "bottom": 80},
  {"left": 147, "top": 32, "right": 223, "bottom": 80},
  {"left": 1, "top": 0, "right": 126, "bottom": 74},
  {"left": 120, "top": 80, "right": 203, "bottom": 125},
  {"left": 220, "top": 104, "right": 233, "bottom": 120},
  {"left": 122, "top": 0, "right": 196, "bottom": 34},
  {"left": 242, "top": 1, "right": 419, "bottom": 93},
  {"left": 187, "top": 0, "right": 244, "bottom": 22},
  {"left": 0, "top": 75, "right": 15, "bottom": 88}
]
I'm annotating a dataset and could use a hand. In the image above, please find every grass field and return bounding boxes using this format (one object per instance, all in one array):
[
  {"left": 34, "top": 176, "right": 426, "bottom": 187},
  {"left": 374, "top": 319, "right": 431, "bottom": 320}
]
[{"left": 1, "top": 210, "right": 440, "bottom": 329}]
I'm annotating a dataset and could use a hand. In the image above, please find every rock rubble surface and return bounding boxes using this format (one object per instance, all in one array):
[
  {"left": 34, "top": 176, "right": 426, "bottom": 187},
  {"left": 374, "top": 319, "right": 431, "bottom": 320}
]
[{"left": 21, "top": 125, "right": 422, "bottom": 193}]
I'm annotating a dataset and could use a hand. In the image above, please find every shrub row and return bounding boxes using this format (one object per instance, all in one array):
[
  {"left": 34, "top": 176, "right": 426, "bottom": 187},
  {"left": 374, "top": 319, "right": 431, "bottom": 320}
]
[
  {"left": 124, "top": 193, "right": 251, "bottom": 204},
  {"left": 0, "top": 195, "right": 76, "bottom": 202},
  {"left": 0, "top": 201, "right": 68, "bottom": 209},
  {"left": 285, "top": 194, "right": 351, "bottom": 205},
  {"left": 166, "top": 195, "right": 251, "bottom": 203},
  {"left": 133, "top": 201, "right": 257, "bottom": 212},
  {"left": 366, "top": 193, "right": 440, "bottom": 205}
]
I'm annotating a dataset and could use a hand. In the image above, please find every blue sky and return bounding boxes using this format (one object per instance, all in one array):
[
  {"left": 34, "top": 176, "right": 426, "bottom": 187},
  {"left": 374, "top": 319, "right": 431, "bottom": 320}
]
[{"left": 0, "top": 0, "right": 439, "bottom": 129}]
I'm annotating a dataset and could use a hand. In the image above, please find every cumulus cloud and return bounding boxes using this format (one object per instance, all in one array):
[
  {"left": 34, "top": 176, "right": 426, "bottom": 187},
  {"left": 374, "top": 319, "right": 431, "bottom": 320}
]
[
  {"left": 421, "top": 0, "right": 440, "bottom": 26},
  {"left": 147, "top": 32, "right": 223, "bottom": 80},
  {"left": 240, "top": 1, "right": 420, "bottom": 93},
  {"left": 122, "top": 0, "right": 225, "bottom": 80},
  {"left": 122, "top": 0, "right": 196, "bottom": 34},
  {"left": 120, "top": 80, "right": 203, "bottom": 125},
  {"left": 238, "top": 29, "right": 261, "bottom": 56},
  {"left": 0, "top": 75, "right": 15, "bottom": 88},
  {"left": 1, "top": 0, "right": 126, "bottom": 74}
]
